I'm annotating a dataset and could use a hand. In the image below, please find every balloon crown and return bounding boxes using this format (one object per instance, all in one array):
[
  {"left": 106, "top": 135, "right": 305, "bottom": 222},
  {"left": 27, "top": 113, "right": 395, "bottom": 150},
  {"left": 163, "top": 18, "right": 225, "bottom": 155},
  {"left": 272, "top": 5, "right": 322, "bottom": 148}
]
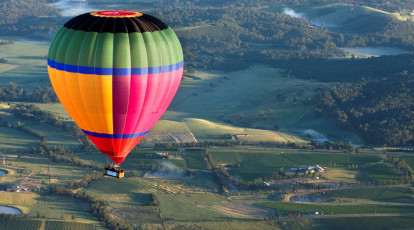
[{"left": 91, "top": 11, "right": 143, "bottom": 17}]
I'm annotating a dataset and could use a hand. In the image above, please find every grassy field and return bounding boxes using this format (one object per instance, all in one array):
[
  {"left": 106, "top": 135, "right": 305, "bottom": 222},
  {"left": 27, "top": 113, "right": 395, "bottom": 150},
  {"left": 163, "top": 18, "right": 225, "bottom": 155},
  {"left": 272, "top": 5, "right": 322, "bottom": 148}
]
[
  {"left": 4, "top": 154, "right": 94, "bottom": 186},
  {"left": 183, "top": 118, "right": 302, "bottom": 143},
  {"left": 83, "top": 177, "right": 162, "bottom": 225},
  {"left": 172, "top": 65, "right": 324, "bottom": 133},
  {"left": 147, "top": 173, "right": 222, "bottom": 193},
  {"left": 258, "top": 201, "right": 414, "bottom": 215},
  {"left": 27, "top": 103, "right": 71, "bottom": 121},
  {"left": 156, "top": 193, "right": 228, "bottom": 221},
  {"left": 359, "top": 163, "right": 404, "bottom": 184},
  {"left": 324, "top": 187, "right": 414, "bottom": 201},
  {"left": 2, "top": 114, "right": 79, "bottom": 149},
  {"left": 0, "top": 192, "right": 96, "bottom": 223},
  {"left": 322, "top": 216, "right": 414, "bottom": 230},
  {"left": 322, "top": 168, "right": 359, "bottom": 183},
  {"left": 185, "top": 150, "right": 210, "bottom": 170},
  {"left": 0, "top": 126, "right": 39, "bottom": 150},
  {"left": 0, "top": 37, "right": 49, "bottom": 91}
]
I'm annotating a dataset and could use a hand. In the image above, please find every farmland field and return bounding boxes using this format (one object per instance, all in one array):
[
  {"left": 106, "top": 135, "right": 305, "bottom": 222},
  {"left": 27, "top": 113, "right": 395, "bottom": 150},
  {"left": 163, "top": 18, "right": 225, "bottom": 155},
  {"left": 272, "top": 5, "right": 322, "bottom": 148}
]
[
  {"left": 0, "top": 220, "right": 42, "bottom": 230},
  {"left": 324, "top": 187, "right": 414, "bottom": 201},
  {"left": 321, "top": 216, "right": 414, "bottom": 230},
  {"left": 185, "top": 150, "right": 210, "bottom": 170},
  {"left": 209, "top": 149, "right": 383, "bottom": 181},
  {"left": 257, "top": 201, "right": 414, "bottom": 215},
  {"left": 360, "top": 163, "right": 404, "bottom": 184},
  {"left": 45, "top": 221, "right": 95, "bottom": 230},
  {"left": 399, "top": 155, "right": 414, "bottom": 169},
  {"left": 156, "top": 193, "right": 228, "bottom": 221},
  {"left": 4, "top": 155, "right": 94, "bottom": 186}
]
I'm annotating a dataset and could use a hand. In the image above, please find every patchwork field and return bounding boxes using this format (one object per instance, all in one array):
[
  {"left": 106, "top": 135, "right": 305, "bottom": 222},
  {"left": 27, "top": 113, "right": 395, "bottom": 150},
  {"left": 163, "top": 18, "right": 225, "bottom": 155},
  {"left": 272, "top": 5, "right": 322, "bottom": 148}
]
[
  {"left": 324, "top": 187, "right": 414, "bottom": 201},
  {"left": 209, "top": 148, "right": 383, "bottom": 181},
  {"left": 258, "top": 201, "right": 414, "bottom": 215}
]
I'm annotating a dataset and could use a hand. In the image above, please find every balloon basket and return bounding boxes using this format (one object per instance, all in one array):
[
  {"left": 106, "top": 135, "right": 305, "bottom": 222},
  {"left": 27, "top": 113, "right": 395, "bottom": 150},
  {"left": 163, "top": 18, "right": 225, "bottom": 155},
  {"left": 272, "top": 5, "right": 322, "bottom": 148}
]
[{"left": 105, "top": 164, "right": 125, "bottom": 178}]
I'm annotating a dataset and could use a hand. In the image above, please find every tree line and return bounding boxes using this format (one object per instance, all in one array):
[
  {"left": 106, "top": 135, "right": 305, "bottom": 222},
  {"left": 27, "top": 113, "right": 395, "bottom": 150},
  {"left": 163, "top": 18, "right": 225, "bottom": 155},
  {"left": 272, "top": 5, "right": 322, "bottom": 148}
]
[{"left": 0, "top": 82, "right": 59, "bottom": 103}]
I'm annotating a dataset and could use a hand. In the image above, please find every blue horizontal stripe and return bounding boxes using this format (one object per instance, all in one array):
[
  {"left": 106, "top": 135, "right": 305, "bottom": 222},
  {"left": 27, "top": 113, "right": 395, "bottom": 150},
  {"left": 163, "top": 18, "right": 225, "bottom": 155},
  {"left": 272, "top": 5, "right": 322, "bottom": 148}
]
[
  {"left": 82, "top": 129, "right": 149, "bottom": 139},
  {"left": 48, "top": 59, "right": 183, "bottom": 75}
]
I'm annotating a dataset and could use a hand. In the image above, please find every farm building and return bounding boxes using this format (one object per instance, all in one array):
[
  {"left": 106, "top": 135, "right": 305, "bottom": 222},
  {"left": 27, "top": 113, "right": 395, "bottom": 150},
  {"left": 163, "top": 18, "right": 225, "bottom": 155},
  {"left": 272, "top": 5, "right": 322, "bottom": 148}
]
[
  {"left": 288, "top": 212, "right": 301, "bottom": 217},
  {"left": 6, "top": 184, "right": 18, "bottom": 192}
]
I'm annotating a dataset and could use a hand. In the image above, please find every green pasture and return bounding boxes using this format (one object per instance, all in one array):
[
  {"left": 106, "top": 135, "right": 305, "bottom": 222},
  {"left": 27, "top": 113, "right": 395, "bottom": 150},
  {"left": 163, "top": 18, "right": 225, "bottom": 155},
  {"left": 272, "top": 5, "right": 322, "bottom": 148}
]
[
  {"left": 258, "top": 201, "right": 414, "bottom": 215},
  {"left": 173, "top": 65, "right": 324, "bottom": 133},
  {"left": 324, "top": 186, "right": 414, "bottom": 201},
  {"left": 0, "top": 37, "right": 49, "bottom": 90},
  {"left": 185, "top": 150, "right": 210, "bottom": 170},
  {"left": 2, "top": 113, "right": 79, "bottom": 149},
  {"left": 0, "top": 192, "right": 96, "bottom": 223},
  {"left": 359, "top": 163, "right": 404, "bottom": 184},
  {"left": 156, "top": 193, "right": 228, "bottom": 221},
  {"left": 0, "top": 126, "right": 39, "bottom": 150},
  {"left": 4, "top": 154, "right": 94, "bottom": 186},
  {"left": 27, "top": 103, "right": 71, "bottom": 121},
  {"left": 183, "top": 118, "right": 302, "bottom": 143},
  {"left": 0, "top": 220, "right": 42, "bottom": 230},
  {"left": 321, "top": 216, "right": 414, "bottom": 230},
  {"left": 149, "top": 172, "right": 222, "bottom": 193}
]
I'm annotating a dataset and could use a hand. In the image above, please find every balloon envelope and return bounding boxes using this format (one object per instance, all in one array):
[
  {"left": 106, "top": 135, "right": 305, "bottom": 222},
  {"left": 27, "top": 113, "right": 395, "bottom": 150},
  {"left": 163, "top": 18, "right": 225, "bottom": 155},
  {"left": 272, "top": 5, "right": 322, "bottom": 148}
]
[{"left": 47, "top": 11, "right": 183, "bottom": 164}]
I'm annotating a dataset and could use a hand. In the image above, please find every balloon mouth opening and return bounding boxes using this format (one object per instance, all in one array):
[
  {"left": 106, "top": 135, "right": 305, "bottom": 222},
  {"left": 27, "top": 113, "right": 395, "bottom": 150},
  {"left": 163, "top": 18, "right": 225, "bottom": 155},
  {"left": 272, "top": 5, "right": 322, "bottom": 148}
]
[{"left": 91, "top": 11, "right": 142, "bottom": 17}]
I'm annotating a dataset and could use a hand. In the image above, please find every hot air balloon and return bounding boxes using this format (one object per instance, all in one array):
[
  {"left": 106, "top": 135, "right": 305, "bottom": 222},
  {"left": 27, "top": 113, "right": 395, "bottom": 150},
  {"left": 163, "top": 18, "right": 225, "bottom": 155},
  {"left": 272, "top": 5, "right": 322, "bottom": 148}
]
[{"left": 47, "top": 11, "right": 183, "bottom": 177}]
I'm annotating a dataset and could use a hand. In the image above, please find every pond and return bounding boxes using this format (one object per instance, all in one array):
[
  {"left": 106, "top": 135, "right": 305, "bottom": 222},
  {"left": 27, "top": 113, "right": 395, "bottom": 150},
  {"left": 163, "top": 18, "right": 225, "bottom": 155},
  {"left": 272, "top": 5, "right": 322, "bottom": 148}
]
[
  {"left": 0, "top": 206, "right": 22, "bottom": 214},
  {"left": 290, "top": 194, "right": 335, "bottom": 203},
  {"left": 0, "top": 169, "right": 7, "bottom": 176}
]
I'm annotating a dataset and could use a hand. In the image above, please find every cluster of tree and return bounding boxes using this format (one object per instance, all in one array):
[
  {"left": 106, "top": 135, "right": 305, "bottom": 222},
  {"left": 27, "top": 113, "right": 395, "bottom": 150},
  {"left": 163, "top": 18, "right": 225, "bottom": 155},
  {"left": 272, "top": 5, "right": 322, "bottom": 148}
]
[
  {"left": 152, "top": 3, "right": 414, "bottom": 73},
  {"left": 0, "top": 213, "right": 29, "bottom": 221},
  {"left": 0, "top": 0, "right": 58, "bottom": 25},
  {"left": 386, "top": 152, "right": 413, "bottom": 183},
  {"left": 263, "top": 53, "right": 414, "bottom": 83},
  {"left": 28, "top": 140, "right": 101, "bottom": 169},
  {"left": 318, "top": 72, "right": 414, "bottom": 146},
  {"left": 0, "top": 83, "right": 58, "bottom": 102}
]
